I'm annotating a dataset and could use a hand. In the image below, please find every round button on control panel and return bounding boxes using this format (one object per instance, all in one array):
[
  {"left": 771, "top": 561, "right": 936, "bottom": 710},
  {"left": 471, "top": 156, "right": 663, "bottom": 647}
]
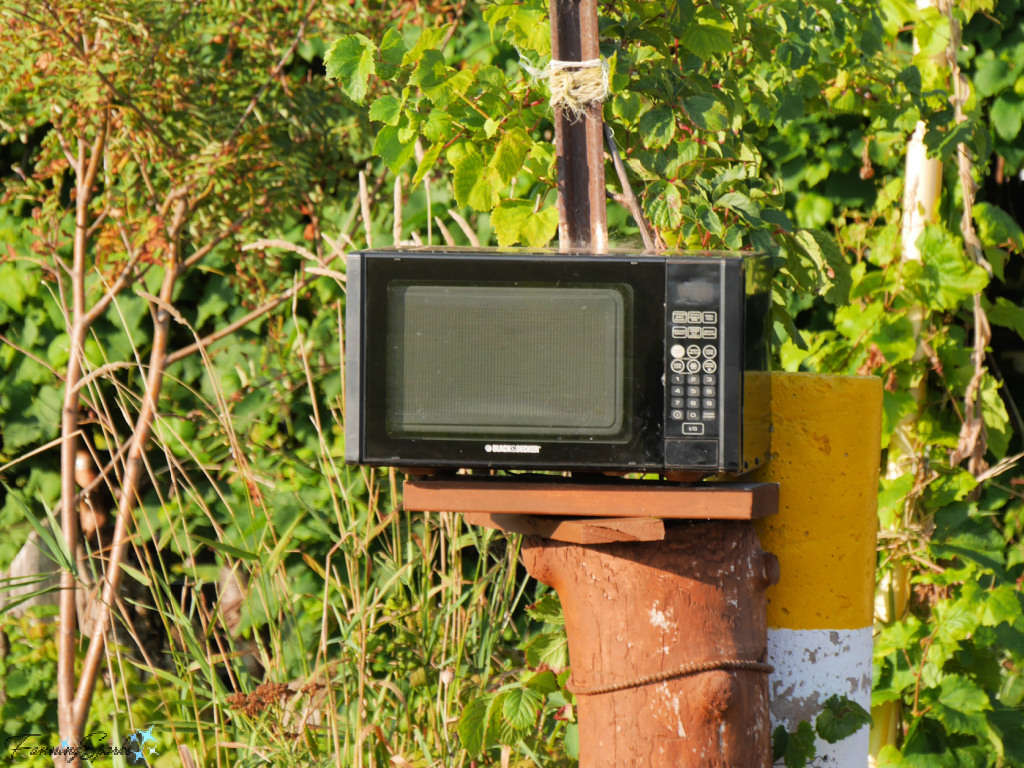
[
  {"left": 670, "top": 359, "right": 685, "bottom": 373},
  {"left": 687, "top": 359, "right": 702, "bottom": 373},
  {"left": 702, "top": 359, "right": 717, "bottom": 373},
  {"left": 686, "top": 345, "right": 701, "bottom": 358},
  {"left": 702, "top": 345, "right": 717, "bottom": 359},
  {"left": 670, "top": 344, "right": 686, "bottom": 359}
]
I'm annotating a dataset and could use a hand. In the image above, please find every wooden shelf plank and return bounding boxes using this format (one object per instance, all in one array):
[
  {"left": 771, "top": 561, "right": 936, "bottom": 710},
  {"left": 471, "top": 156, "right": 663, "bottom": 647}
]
[
  {"left": 403, "top": 477, "right": 778, "bottom": 521},
  {"left": 461, "top": 513, "right": 665, "bottom": 544}
]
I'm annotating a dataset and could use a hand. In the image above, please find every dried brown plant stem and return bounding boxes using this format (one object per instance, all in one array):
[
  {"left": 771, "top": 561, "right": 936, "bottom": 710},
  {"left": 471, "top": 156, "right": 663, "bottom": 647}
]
[{"left": 57, "top": 109, "right": 109, "bottom": 760}]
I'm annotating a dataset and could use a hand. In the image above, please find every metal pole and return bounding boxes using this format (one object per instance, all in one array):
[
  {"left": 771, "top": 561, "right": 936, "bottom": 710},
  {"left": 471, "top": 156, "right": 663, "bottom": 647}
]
[{"left": 549, "top": 0, "right": 607, "bottom": 252}]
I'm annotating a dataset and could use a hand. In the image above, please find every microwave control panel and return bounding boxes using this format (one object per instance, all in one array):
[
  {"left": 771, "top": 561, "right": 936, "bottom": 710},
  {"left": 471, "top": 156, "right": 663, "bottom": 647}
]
[{"left": 664, "top": 260, "right": 727, "bottom": 469}]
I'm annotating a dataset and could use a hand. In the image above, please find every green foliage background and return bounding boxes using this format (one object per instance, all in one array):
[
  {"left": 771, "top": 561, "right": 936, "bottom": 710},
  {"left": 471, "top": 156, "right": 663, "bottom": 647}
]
[{"left": 0, "top": 0, "right": 1022, "bottom": 765}]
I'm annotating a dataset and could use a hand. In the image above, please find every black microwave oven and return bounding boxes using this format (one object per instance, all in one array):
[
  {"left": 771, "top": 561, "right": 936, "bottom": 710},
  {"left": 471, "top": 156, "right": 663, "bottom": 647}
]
[{"left": 344, "top": 249, "right": 772, "bottom": 474}]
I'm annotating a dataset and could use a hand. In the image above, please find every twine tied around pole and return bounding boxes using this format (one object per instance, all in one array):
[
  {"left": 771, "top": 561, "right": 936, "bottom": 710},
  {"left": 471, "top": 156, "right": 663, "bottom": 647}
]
[
  {"left": 565, "top": 659, "right": 775, "bottom": 696},
  {"left": 518, "top": 54, "right": 610, "bottom": 120}
]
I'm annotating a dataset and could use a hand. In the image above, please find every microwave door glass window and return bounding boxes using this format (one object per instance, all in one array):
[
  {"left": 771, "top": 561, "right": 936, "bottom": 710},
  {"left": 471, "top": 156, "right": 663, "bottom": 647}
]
[{"left": 385, "top": 284, "right": 631, "bottom": 441}]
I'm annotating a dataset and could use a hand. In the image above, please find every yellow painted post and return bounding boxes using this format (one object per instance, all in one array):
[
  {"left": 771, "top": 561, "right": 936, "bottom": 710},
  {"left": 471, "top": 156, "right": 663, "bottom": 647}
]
[{"left": 751, "top": 372, "right": 883, "bottom": 764}]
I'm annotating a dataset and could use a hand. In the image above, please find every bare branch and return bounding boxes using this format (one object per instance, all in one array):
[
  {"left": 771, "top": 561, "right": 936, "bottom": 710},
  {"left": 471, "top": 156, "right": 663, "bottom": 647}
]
[
  {"left": 165, "top": 278, "right": 313, "bottom": 365},
  {"left": 604, "top": 124, "right": 656, "bottom": 251},
  {"left": 181, "top": 214, "right": 248, "bottom": 270},
  {"left": 242, "top": 238, "right": 318, "bottom": 263}
]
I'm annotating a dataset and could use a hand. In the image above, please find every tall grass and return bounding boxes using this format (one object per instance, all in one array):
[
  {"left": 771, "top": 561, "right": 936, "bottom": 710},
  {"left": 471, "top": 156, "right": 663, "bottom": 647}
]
[{"left": 1, "top": 253, "right": 536, "bottom": 767}]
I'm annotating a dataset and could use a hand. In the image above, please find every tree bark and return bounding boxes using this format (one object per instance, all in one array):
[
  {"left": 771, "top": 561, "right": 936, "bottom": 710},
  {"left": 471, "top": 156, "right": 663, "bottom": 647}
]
[{"left": 522, "top": 521, "right": 777, "bottom": 767}]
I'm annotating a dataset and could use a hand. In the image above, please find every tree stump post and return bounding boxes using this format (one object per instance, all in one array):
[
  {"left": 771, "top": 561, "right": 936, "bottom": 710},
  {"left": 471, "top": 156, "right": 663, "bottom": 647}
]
[
  {"left": 403, "top": 479, "right": 782, "bottom": 766},
  {"left": 521, "top": 521, "right": 778, "bottom": 767}
]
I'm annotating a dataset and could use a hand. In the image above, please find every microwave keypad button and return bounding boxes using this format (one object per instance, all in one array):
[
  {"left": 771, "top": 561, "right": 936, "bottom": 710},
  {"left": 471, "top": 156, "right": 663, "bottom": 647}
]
[
  {"left": 672, "top": 326, "right": 687, "bottom": 338},
  {"left": 686, "top": 410, "right": 701, "bottom": 421},
  {"left": 703, "top": 399, "right": 716, "bottom": 409},
  {"left": 702, "top": 359, "right": 717, "bottom": 373},
  {"left": 703, "top": 386, "right": 716, "bottom": 397},
  {"left": 703, "top": 311, "right": 718, "bottom": 324},
  {"left": 687, "top": 398, "right": 700, "bottom": 409},
  {"left": 686, "top": 360, "right": 701, "bottom": 373},
  {"left": 702, "top": 374, "right": 716, "bottom": 385},
  {"left": 671, "top": 386, "right": 685, "bottom": 397},
  {"left": 671, "top": 374, "right": 686, "bottom": 384},
  {"left": 687, "top": 375, "right": 701, "bottom": 385},
  {"left": 671, "top": 344, "right": 686, "bottom": 359},
  {"left": 671, "top": 359, "right": 686, "bottom": 373},
  {"left": 703, "top": 345, "right": 717, "bottom": 359},
  {"left": 671, "top": 398, "right": 685, "bottom": 408},
  {"left": 682, "top": 423, "right": 705, "bottom": 436},
  {"left": 702, "top": 327, "right": 718, "bottom": 339},
  {"left": 672, "top": 311, "right": 687, "bottom": 323},
  {"left": 688, "top": 326, "right": 702, "bottom": 339},
  {"left": 687, "top": 386, "right": 701, "bottom": 397},
  {"left": 672, "top": 410, "right": 685, "bottom": 420},
  {"left": 702, "top": 410, "right": 717, "bottom": 421},
  {"left": 686, "top": 345, "right": 701, "bottom": 358},
  {"left": 687, "top": 311, "right": 702, "bottom": 324}
]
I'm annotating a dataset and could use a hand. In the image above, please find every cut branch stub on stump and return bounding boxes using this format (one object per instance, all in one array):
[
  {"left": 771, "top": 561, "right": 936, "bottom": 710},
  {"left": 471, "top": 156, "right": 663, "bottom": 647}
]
[
  {"left": 549, "top": 0, "right": 607, "bottom": 252},
  {"left": 522, "top": 521, "right": 779, "bottom": 768}
]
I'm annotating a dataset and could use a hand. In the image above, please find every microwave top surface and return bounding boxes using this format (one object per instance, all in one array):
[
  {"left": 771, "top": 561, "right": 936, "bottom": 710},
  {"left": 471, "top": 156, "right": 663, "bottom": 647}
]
[{"left": 349, "top": 247, "right": 762, "bottom": 262}]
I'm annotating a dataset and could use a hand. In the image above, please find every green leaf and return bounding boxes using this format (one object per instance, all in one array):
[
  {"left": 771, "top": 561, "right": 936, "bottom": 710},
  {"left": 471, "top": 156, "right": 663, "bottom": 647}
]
[
  {"left": 525, "top": 630, "right": 569, "bottom": 670},
  {"left": 401, "top": 24, "right": 450, "bottom": 66},
  {"left": 794, "top": 229, "right": 851, "bottom": 304},
  {"left": 646, "top": 181, "right": 684, "bottom": 230},
  {"left": 491, "top": 200, "right": 532, "bottom": 247},
  {"left": 491, "top": 129, "right": 530, "bottom": 185},
  {"left": 411, "top": 141, "right": 443, "bottom": 188},
  {"left": 974, "top": 54, "right": 1015, "bottom": 97},
  {"left": 974, "top": 202, "right": 1024, "bottom": 252},
  {"left": 491, "top": 200, "right": 558, "bottom": 247},
  {"left": 373, "top": 125, "right": 417, "bottom": 174},
  {"left": 815, "top": 695, "right": 872, "bottom": 743},
  {"left": 453, "top": 153, "right": 501, "bottom": 212},
  {"left": 682, "top": 94, "right": 730, "bottom": 131},
  {"left": 368, "top": 95, "right": 403, "bottom": 126},
  {"left": 521, "top": 206, "right": 559, "bottom": 248},
  {"left": 639, "top": 107, "right": 676, "bottom": 149},
  {"left": 563, "top": 722, "right": 580, "bottom": 759},
  {"left": 422, "top": 109, "right": 454, "bottom": 142},
  {"left": 506, "top": 8, "right": 551, "bottom": 56},
  {"left": 379, "top": 27, "right": 407, "bottom": 66},
  {"left": 410, "top": 49, "right": 474, "bottom": 107},
  {"left": 783, "top": 720, "right": 817, "bottom": 768},
  {"left": 716, "top": 192, "right": 761, "bottom": 225},
  {"left": 525, "top": 593, "right": 565, "bottom": 625},
  {"left": 458, "top": 695, "right": 490, "bottom": 754},
  {"left": 324, "top": 34, "right": 376, "bottom": 102},
  {"left": 501, "top": 685, "right": 544, "bottom": 730},
  {"left": 988, "top": 297, "right": 1024, "bottom": 339},
  {"left": 912, "top": 225, "right": 989, "bottom": 309},
  {"left": 930, "top": 676, "right": 992, "bottom": 737},
  {"left": 992, "top": 94, "right": 1024, "bottom": 142},
  {"left": 980, "top": 583, "right": 1023, "bottom": 627},
  {"left": 191, "top": 534, "right": 259, "bottom": 561},
  {"left": 680, "top": 19, "right": 734, "bottom": 60}
]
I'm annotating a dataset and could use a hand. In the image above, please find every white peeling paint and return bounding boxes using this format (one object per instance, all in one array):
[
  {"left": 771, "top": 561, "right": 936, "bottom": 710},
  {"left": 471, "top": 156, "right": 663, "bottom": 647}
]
[
  {"left": 649, "top": 607, "right": 672, "bottom": 630},
  {"left": 768, "top": 627, "right": 873, "bottom": 767}
]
